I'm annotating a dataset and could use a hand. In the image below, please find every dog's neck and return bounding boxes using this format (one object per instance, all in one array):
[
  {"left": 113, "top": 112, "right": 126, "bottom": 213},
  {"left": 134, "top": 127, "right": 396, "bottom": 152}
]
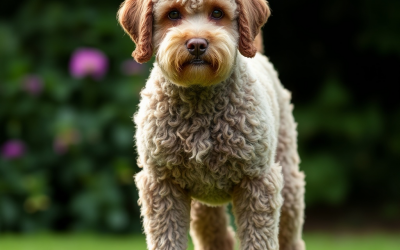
[{"left": 150, "top": 54, "right": 255, "bottom": 117}]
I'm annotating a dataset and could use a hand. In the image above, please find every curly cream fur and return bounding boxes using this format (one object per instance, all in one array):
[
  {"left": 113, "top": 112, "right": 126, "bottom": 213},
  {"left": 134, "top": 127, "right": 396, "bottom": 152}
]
[
  {"left": 135, "top": 171, "right": 191, "bottom": 250},
  {"left": 118, "top": 0, "right": 305, "bottom": 249},
  {"left": 190, "top": 201, "right": 235, "bottom": 250},
  {"left": 232, "top": 163, "right": 283, "bottom": 250}
]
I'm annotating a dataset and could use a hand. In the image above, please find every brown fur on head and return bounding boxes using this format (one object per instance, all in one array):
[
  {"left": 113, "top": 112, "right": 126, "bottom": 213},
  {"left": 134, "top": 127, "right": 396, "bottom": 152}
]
[
  {"left": 118, "top": 0, "right": 153, "bottom": 63},
  {"left": 118, "top": 0, "right": 271, "bottom": 86},
  {"left": 236, "top": 0, "right": 270, "bottom": 57}
]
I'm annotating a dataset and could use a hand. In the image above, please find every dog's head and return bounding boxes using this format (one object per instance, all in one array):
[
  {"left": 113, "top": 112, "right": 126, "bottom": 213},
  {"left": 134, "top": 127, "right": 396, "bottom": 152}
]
[{"left": 118, "top": 0, "right": 270, "bottom": 87}]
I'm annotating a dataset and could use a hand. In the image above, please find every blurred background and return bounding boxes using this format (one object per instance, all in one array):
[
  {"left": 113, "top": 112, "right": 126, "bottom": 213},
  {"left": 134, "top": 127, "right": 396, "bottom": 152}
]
[{"left": 0, "top": 0, "right": 399, "bottom": 249}]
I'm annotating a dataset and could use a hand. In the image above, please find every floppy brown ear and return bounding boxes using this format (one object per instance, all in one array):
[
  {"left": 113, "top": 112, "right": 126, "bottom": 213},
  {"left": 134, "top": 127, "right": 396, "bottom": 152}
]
[
  {"left": 118, "top": 0, "right": 153, "bottom": 63},
  {"left": 236, "top": 0, "right": 271, "bottom": 58}
]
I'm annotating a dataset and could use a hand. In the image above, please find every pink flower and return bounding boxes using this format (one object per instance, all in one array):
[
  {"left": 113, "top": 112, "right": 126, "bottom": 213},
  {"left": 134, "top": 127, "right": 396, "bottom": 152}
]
[
  {"left": 23, "top": 75, "right": 43, "bottom": 96},
  {"left": 121, "top": 59, "right": 145, "bottom": 76},
  {"left": 69, "top": 48, "right": 108, "bottom": 80},
  {"left": 1, "top": 140, "right": 25, "bottom": 159}
]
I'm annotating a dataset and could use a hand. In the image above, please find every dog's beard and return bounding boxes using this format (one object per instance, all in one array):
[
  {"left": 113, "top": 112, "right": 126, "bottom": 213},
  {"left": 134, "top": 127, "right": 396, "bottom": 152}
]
[{"left": 156, "top": 25, "right": 238, "bottom": 87}]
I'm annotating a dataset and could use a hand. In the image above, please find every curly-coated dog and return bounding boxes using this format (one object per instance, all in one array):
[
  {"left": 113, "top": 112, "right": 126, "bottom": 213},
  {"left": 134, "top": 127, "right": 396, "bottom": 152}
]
[{"left": 118, "top": 0, "right": 305, "bottom": 249}]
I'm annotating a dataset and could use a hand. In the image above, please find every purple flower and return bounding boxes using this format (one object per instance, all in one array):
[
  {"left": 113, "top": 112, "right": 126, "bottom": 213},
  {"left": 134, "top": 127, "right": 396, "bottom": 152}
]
[
  {"left": 69, "top": 48, "right": 108, "bottom": 80},
  {"left": 121, "top": 59, "right": 145, "bottom": 76},
  {"left": 23, "top": 75, "right": 43, "bottom": 96},
  {"left": 1, "top": 140, "right": 25, "bottom": 159}
]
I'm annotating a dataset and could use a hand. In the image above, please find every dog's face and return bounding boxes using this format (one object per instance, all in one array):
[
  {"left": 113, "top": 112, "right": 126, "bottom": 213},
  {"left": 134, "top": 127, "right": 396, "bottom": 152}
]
[{"left": 118, "top": 0, "right": 270, "bottom": 87}]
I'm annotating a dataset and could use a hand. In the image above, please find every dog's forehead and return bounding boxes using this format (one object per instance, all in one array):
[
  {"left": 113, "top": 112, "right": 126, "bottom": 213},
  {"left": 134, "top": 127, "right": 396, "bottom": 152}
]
[{"left": 154, "top": 0, "right": 237, "bottom": 12}]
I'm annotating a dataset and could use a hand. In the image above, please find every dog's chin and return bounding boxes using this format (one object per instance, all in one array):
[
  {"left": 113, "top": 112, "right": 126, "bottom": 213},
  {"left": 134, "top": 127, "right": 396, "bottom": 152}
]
[
  {"left": 163, "top": 59, "right": 233, "bottom": 88},
  {"left": 179, "top": 65, "right": 224, "bottom": 87},
  {"left": 183, "top": 59, "right": 209, "bottom": 67}
]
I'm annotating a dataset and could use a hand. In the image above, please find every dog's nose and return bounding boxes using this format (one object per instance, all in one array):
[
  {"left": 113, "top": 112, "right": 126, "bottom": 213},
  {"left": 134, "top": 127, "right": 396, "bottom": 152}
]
[{"left": 186, "top": 38, "right": 208, "bottom": 57}]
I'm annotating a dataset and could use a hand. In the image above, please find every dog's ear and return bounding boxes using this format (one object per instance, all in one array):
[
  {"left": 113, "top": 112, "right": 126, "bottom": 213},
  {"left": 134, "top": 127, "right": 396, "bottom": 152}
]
[
  {"left": 118, "top": 0, "right": 153, "bottom": 63},
  {"left": 236, "top": 0, "right": 270, "bottom": 58}
]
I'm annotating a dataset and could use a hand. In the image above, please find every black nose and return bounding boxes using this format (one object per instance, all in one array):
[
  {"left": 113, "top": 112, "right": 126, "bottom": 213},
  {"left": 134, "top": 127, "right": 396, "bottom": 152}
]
[{"left": 186, "top": 38, "right": 208, "bottom": 57}]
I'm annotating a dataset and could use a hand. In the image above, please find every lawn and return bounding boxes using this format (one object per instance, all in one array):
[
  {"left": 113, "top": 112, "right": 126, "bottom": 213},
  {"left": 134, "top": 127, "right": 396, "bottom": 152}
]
[{"left": 0, "top": 233, "right": 399, "bottom": 250}]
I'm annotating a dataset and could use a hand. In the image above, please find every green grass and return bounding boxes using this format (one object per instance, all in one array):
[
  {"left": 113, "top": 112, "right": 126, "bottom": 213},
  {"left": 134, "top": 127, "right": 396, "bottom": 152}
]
[{"left": 0, "top": 233, "right": 399, "bottom": 250}]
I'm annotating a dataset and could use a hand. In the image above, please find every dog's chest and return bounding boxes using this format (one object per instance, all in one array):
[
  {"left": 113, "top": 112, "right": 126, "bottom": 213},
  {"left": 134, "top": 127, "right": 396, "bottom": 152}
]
[
  {"left": 135, "top": 70, "right": 275, "bottom": 203},
  {"left": 145, "top": 77, "right": 269, "bottom": 182}
]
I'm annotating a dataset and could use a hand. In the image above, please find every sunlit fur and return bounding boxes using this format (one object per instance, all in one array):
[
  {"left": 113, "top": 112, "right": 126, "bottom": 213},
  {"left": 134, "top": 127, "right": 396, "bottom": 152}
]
[{"left": 153, "top": 0, "right": 238, "bottom": 86}]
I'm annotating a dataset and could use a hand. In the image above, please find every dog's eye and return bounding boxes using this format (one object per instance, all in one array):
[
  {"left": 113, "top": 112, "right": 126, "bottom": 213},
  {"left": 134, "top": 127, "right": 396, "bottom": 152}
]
[
  {"left": 168, "top": 10, "right": 181, "bottom": 20},
  {"left": 211, "top": 9, "right": 223, "bottom": 19}
]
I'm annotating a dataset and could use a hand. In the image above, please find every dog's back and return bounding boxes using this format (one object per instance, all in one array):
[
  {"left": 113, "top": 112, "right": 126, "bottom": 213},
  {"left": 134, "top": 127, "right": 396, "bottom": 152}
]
[
  {"left": 257, "top": 47, "right": 307, "bottom": 250},
  {"left": 240, "top": 46, "right": 307, "bottom": 250}
]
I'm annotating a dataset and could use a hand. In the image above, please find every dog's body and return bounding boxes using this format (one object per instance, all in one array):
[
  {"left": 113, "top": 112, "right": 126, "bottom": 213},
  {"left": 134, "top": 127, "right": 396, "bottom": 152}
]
[
  {"left": 118, "top": 0, "right": 305, "bottom": 249},
  {"left": 136, "top": 53, "right": 281, "bottom": 205}
]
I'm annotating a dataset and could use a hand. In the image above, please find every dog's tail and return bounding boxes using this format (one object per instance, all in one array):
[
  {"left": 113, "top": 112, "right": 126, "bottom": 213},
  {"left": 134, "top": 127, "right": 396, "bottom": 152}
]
[{"left": 254, "top": 32, "right": 264, "bottom": 54}]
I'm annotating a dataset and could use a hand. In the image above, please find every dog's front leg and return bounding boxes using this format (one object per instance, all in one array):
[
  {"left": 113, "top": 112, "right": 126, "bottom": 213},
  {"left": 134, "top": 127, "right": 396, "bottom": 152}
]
[
  {"left": 233, "top": 163, "right": 284, "bottom": 250},
  {"left": 135, "top": 170, "right": 191, "bottom": 250}
]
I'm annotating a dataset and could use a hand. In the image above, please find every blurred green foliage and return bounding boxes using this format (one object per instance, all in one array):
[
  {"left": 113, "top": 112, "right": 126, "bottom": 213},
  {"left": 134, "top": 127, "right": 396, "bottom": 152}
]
[
  {"left": 0, "top": 0, "right": 147, "bottom": 233},
  {"left": 0, "top": 0, "right": 399, "bottom": 233}
]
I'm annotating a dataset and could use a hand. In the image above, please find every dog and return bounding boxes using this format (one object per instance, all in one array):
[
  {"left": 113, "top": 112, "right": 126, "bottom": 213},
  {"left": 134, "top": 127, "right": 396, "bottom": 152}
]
[{"left": 118, "top": 0, "right": 305, "bottom": 249}]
